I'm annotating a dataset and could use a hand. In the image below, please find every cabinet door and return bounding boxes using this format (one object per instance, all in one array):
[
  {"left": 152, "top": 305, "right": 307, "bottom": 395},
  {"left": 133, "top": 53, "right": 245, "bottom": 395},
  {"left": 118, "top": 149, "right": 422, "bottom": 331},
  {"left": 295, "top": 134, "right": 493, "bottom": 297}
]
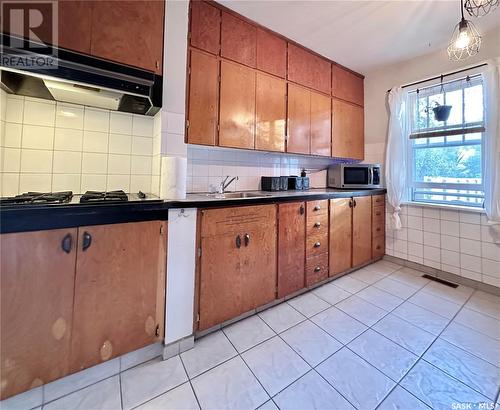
[
  {"left": 329, "top": 198, "right": 352, "bottom": 276},
  {"left": 256, "top": 29, "right": 286, "bottom": 78},
  {"left": 287, "top": 44, "right": 330, "bottom": 94},
  {"left": 278, "top": 202, "right": 305, "bottom": 298},
  {"left": 352, "top": 196, "right": 372, "bottom": 267},
  {"left": 189, "top": 0, "right": 220, "bottom": 55},
  {"left": 219, "top": 61, "right": 256, "bottom": 149},
  {"left": 256, "top": 73, "right": 286, "bottom": 152},
  {"left": 221, "top": 12, "right": 256, "bottom": 67},
  {"left": 58, "top": 1, "right": 92, "bottom": 54},
  {"left": 310, "top": 92, "right": 331, "bottom": 156},
  {"left": 71, "top": 221, "right": 166, "bottom": 372},
  {"left": 287, "top": 84, "right": 310, "bottom": 155},
  {"left": 187, "top": 50, "right": 219, "bottom": 146},
  {"left": 90, "top": 1, "right": 165, "bottom": 73},
  {"left": 332, "top": 99, "right": 364, "bottom": 160},
  {"left": 1, "top": 229, "right": 77, "bottom": 399},
  {"left": 332, "top": 65, "right": 364, "bottom": 107}
]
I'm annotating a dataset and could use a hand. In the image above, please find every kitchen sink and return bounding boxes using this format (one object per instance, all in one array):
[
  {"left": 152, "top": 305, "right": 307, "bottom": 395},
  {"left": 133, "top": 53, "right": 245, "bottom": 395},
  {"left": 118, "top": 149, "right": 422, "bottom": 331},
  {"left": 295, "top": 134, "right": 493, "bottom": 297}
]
[{"left": 206, "top": 192, "right": 273, "bottom": 199}]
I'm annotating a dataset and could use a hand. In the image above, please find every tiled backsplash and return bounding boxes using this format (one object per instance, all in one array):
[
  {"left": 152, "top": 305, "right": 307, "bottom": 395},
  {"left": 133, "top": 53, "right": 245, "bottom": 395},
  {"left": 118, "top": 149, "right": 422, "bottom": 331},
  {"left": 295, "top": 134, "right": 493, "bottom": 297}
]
[
  {"left": 187, "top": 145, "right": 338, "bottom": 193},
  {"left": 386, "top": 203, "right": 500, "bottom": 288},
  {"left": 0, "top": 90, "right": 161, "bottom": 196}
]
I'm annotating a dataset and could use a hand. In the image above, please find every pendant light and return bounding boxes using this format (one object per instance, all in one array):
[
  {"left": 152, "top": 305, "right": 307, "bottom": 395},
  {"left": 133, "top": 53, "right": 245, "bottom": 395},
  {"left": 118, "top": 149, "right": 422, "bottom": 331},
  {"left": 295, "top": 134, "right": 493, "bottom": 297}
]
[
  {"left": 447, "top": 0, "right": 482, "bottom": 61},
  {"left": 464, "top": 0, "right": 499, "bottom": 17}
]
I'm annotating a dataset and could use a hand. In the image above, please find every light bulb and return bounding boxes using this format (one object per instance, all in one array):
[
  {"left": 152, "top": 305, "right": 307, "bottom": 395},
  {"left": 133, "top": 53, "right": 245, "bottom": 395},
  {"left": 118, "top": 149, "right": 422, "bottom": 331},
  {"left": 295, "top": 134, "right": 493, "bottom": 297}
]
[{"left": 455, "top": 29, "right": 471, "bottom": 48}]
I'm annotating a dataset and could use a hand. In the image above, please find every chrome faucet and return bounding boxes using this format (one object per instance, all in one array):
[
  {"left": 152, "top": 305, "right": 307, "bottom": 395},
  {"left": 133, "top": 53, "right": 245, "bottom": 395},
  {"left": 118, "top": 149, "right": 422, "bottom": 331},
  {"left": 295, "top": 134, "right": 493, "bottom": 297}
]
[{"left": 219, "top": 175, "right": 238, "bottom": 194}]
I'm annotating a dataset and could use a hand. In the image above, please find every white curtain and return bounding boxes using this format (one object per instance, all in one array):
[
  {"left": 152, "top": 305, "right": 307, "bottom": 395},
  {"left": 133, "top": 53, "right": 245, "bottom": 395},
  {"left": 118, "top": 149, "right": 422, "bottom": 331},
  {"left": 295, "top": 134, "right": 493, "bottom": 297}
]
[
  {"left": 482, "top": 59, "right": 500, "bottom": 243},
  {"left": 385, "top": 87, "right": 408, "bottom": 230}
]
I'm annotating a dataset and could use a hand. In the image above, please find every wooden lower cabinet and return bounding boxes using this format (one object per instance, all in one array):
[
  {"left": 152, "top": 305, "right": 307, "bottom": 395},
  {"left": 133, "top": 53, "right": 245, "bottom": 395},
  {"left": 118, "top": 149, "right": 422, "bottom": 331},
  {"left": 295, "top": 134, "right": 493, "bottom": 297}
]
[
  {"left": 352, "top": 196, "right": 372, "bottom": 267},
  {"left": 329, "top": 198, "right": 352, "bottom": 276},
  {"left": 372, "top": 195, "right": 386, "bottom": 259},
  {"left": 1, "top": 229, "right": 77, "bottom": 399},
  {"left": 277, "top": 202, "right": 305, "bottom": 298},
  {"left": 198, "top": 205, "right": 277, "bottom": 331},
  {"left": 0, "top": 221, "right": 167, "bottom": 399}
]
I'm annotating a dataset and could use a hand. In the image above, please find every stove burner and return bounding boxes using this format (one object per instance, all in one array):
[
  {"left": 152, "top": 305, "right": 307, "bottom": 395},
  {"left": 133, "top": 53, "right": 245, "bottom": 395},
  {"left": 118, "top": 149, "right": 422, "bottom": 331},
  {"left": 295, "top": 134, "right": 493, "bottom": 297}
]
[
  {"left": 80, "top": 190, "right": 128, "bottom": 203},
  {"left": 0, "top": 191, "right": 73, "bottom": 205}
]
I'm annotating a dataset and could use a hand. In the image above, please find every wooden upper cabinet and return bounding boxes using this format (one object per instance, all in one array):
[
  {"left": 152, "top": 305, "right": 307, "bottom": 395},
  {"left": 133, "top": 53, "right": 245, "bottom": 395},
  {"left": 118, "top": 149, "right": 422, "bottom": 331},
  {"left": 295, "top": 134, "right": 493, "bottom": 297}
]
[
  {"left": 221, "top": 12, "right": 257, "bottom": 67},
  {"left": 287, "top": 83, "right": 310, "bottom": 155},
  {"left": 329, "top": 198, "right": 352, "bottom": 276},
  {"left": 90, "top": 1, "right": 165, "bottom": 73},
  {"left": 219, "top": 61, "right": 256, "bottom": 149},
  {"left": 187, "top": 50, "right": 219, "bottom": 146},
  {"left": 189, "top": 1, "right": 220, "bottom": 55},
  {"left": 58, "top": 1, "right": 92, "bottom": 54},
  {"left": 332, "top": 99, "right": 364, "bottom": 160},
  {"left": 352, "top": 196, "right": 372, "bottom": 267},
  {"left": 332, "top": 65, "right": 364, "bottom": 106},
  {"left": 256, "top": 73, "right": 286, "bottom": 152},
  {"left": 1, "top": 229, "right": 77, "bottom": 399},
  {"left": 310, "top": 92, "right": 331, "bottom": 156},
  {"left": 70, "top": 222, "right": 166, "bottom": 372},
  {"left": 278, "top": 202, "right": 305, "bottom": 298},
  {"left": 287, "top": 44, "right": 331, "bottom": 94},
  {"left": 256, "top": 29, "right": 286, "bottom": 78}
]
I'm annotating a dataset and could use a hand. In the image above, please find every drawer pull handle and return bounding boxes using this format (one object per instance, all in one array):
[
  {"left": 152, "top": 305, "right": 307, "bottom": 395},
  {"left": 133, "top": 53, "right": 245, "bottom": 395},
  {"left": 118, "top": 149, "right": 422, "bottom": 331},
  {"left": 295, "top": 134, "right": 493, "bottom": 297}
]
[
  {"left": 376, "top": 227, "right": 381, "bottom": 232},
  {"left": 314, "top": 205, "right": 321, "bottom": 211},
  {"left": 314, "top": 266, "right": 321, "bottom": 272},
  {"left": 353, "top": 199, "right": 357, "bottom": 207},
  {"left": 244, "top": 233, "right": 250, "bottom": 247},
  {"left": 314, "top": 222, "right": 321, "bottom": 228},
  {"left": 376, "top": 245, "right": 381, "bottom": 250},
  {"left": 82, "top": 232, "right": 92, "bottom": 251},
  {"left": 376, "top": 212, "right": 381, "bottom": 216},
  {"left": 236, "top": 235, "right": 242, "bottom": 249},
  {"left": 300, "top": 205, "right": 305, "bottom": 215},
  {"left": 314, "top": 242, "right": 321, "bottom": 248},
  {"left": 349, "top": 200, "right": 353, "bottom": 208},
  {"left": 61, "top": 233, "right": 72, "bottom": 254}
]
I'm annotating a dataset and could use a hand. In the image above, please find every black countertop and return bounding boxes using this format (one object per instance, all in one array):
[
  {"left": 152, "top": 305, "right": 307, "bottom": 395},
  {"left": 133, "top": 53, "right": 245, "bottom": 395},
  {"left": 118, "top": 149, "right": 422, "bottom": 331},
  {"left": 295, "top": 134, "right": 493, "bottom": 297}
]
[{"left": 0, "top": 188, "right": 386, "bottom": 233}]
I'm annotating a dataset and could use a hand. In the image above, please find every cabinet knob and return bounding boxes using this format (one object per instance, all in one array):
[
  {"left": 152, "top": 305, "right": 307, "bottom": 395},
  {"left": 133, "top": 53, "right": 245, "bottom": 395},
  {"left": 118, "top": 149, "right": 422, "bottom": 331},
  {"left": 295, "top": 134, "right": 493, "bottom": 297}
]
[
  {"left": 314, "top": 266, "right": 321, "bottom": 272},
  {"left": 376, "top": 227, "right": 381, "bottom": 232},
  {"left": 61, "top": 233, "right": 72, "bottom": 254},
  {"left": 314, "top": 242, "right": 321, "bottom": 248},
  {"left": 244, "top": 233, "right": 250, "bottom": 247},
  {"left": 299, "top": 205, "right": 305, "bottom": 215},
  {"left": 236, "top": 235, "right": 242, "bottom": 249},
  {"left": 314, "top": 222, "right": 321, "bottom": 228},
  {"left": 376, "top": 245, "right": 381, "bottom": 250},
  {"left": 353, "top": 199, "right": 357, "bottom": 207},
  {"left": 314, "top": 205, "right": 321, "bottom": 211},
  {"left": 82, "top": 232, "right": 92, "bottom": 251},
  {"left": 349, "top": 200, "right": 353, "bottom": 208}
]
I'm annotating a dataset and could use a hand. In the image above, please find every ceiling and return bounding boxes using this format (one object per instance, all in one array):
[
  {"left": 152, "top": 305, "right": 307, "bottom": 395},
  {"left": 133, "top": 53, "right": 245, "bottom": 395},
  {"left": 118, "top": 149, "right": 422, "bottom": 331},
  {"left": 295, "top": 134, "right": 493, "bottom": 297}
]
[{"left": 219, "top": 0, "right": 500, "bottom": 74}]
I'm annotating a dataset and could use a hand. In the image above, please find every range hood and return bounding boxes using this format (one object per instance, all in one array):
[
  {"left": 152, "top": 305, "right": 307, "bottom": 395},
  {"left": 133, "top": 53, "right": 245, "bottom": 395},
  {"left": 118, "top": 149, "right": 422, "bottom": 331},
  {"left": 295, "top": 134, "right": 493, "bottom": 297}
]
[{"left": 0, "top": 34, "right": 162, "bottom": 115}]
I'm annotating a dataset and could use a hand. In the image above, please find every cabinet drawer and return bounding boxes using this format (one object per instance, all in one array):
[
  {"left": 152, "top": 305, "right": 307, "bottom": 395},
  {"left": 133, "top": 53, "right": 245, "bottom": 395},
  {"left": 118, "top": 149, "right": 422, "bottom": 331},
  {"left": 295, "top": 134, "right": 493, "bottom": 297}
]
[
  {"left": 306, "top": 253, "right": 329, "bottom": 286},
  {"left": 201, "top": 205, "right": 276, "bottom": 237},
  {"left": 306, "top": 212, "right": 329, "bottom": 237},
  {"left": 373, "top": 219, "right": 385, "bottom": 238},
  {"left": 372, "top": 195, "right": 385, "bottom": 206},
  {"left": 373, "top": 205, "right": 385, "bottom": 229},
  {"left": 306, "top": 233, "right": 328, "bottom": 258},
  {"left": 373, "top": 235, "right": 385, "bottom": 259},
  {"left": 307, "top": 200, "right": 328, "bottom": 216}
]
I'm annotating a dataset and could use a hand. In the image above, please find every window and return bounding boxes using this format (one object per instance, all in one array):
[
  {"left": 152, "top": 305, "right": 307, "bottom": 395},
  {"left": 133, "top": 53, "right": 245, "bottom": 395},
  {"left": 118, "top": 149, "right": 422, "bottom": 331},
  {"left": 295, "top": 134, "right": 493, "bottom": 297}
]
[{"left": 407, "top": 75, "right": 485, "bottom": 208}]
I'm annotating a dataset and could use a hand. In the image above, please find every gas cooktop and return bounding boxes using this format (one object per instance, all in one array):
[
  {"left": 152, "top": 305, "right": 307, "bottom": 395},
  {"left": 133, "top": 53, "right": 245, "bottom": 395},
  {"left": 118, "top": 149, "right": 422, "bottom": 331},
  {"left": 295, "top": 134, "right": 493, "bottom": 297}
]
[{"left": 0, "top": 191, "right": 73, "bottom": 205}]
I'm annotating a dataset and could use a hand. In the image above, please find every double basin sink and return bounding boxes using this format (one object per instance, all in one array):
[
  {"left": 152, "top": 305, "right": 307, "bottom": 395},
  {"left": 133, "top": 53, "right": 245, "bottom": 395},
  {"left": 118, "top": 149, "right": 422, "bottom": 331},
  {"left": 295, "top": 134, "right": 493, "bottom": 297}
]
[{"left": 205, "top": 192, "right": 273, "bottom": 199}]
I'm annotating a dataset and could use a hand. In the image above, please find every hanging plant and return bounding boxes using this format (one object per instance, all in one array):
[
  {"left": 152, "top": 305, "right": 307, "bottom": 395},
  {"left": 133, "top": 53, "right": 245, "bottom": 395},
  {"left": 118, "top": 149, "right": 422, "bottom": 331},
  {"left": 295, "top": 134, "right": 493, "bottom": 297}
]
[{"left": 425, "top": 75, "right": 453, "bottom": 122}]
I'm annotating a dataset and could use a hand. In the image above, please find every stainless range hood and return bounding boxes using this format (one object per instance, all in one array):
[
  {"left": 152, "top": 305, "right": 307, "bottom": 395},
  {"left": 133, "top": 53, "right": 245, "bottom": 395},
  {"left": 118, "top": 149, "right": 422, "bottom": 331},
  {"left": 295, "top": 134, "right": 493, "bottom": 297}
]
[{"left": 0, "top": 34, "right": 162, "bottom": 115}]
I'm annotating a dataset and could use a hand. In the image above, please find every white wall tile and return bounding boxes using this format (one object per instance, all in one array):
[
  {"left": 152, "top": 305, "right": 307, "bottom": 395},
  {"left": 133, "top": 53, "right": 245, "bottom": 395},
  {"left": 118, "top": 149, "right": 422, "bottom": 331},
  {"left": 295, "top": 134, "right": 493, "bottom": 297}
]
[
  {"left": 440, "top": 220, "right": 459, "bottom": 237},
  {"left": 407, "top": 206, "right": 422, "bottom": 217},
  {"left": 22, "top": 125, "right": 54, "bottom": 150},
  {"left": 110, "top": 112, "right": 133, "bottom": 135},
  {"left": 441, "top": 235, "right": 460, "bottom": 252},
  {"left": 52, "top": 174, "right": 81, "bottom": 192},
  {"left": 3, "top": 122, "right": 22, "bottom": 147},
  {"left": 83, "top": 131, "right": 108, "bottom": 153},
  {"left": 482, "top": 259, "right": 500, "bottom": 278},
  {"left": 407, "top": 215, "right": 423, "bottom": 230},
  {"left": 423, "top": 245, "right": 440, "bottom": 262},
  {"left": 459, "top": 223, "right": 481, "bottom": 240},
  {"left": 5, "top": 96, "right": 24, "bottom": 123},
  {"left": 483, "top": 275, "right": 500, "bottom": 287},
  {"left": 82, "top": 153, "right": 107, "bottom": 174},
  {"left": 423, "top": 208, "right": 440, "bottom": 219},
  {"left": 54, "top": 128, "right": 83, "bottom": 151},
  {"left": 3, "top": 148, "right": 21, "bottom": 172},
  {"left": 441, "top": 250, "right": 460, "bottom": 268},
  {"left": 424, "top": 259, "right": 440, "bottom": 269},
  {"left": 407, "top": 229, "right": 423, "bottom": 244},
  {"left": 1, "top": 173, "right": 19, "bottom": 196},
  {"left": 408, "top": 242, "right": 423, "bottom": 257},
  {"left": 442, "top": 263, "right": 460, "bottom": 275},
  {"left": 131, "top": 175, "right": 152, "bottom": 193},
  {"left": 84, "top": 108, "right": 110, "bottom": 132},
  {"left": 107, "top": 174, "right": 130, "bottom": 192},
  {"left": 459, "top": 238, "right": 481, "bottom": 257},
  {"left": 23, "top": 100, "right": 55, "bottom": 127},
  {"left": 423, "top": 218, "right": 440, "bottom": 233},
  {"left": 132, "top": 136, "right": 153, "bottom": 155},
  {"left": 19, "top": 173, "right": 52, "bottom": 192},
  {"left": 81, "top": 174, "right": 107, "bottom": 192},
  {"left": 55, "top": 103, "right": 84, "bottom": 129},
  {"left": 109, "top": 134, "right": 132, "bottom": 154},
  {"left": 423, "top": 232, "right": 440, "bottom": 248},
  {"left": 20, "top": 150, "right": 53, "bottom": 173},
  {"left": 460, "top": 254, "right": 481, "bottom": 272},
  {"left": 53, "top": 151, "right": 82, "bottom": 174},
  {"left": 440, "top": 209, "right": 459, "bottom": 221},
  {"left": 481, "top": 225, "right": 500, "bottom": 244},
  {"left": 132, "top": 115, "right": 154, "bottom": 137},
  {"left": 108, "top": 154, "right": 131, "bottom": 175},
  {"left": 459, "top": 211, "right": 481, "bottom": 225},
  {"left": 461, "top": 268, "right": 482, "bottom": 282},
  {"left": 482, "top": 243, "right": 500, "bottom": 262},
  {"left": 131, "top": 156, "right": 152, "bottom": 175}
]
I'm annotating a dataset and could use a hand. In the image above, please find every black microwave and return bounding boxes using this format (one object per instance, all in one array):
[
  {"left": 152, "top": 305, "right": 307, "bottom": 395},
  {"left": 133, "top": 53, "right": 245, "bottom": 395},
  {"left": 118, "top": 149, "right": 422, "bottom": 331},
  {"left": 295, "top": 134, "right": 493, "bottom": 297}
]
[{"left": 327, "top": 164, "right": 382, "bottom": 189}]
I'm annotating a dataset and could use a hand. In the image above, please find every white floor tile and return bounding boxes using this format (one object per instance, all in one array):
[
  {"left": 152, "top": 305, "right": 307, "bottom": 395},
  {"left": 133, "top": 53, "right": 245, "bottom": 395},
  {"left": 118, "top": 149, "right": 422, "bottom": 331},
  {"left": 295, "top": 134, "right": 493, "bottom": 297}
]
[
  {"left": 121, "top": 356, "right": 188, "bottom": 410},
  {"left": 401, "top": 360, "right": 489, "bottom": 409},
  {"left": 43, "top": 376, "right": 121, "bottom": 410},
  {"left": 258, "top": 400, "right": 279, "bottom": 410},
  {"left": 408, "top": 291, "right": 462, "bottom": 319},
  {"left": 420, "top": 281, "right": 473, "bottom": 305},
  {"left": 441, "top": 322, "right": 500, "bottom": 367},
  {"left": 378, "top": 386, "right": 431, "bottom": 410},
  {"left": 223, "top": 315, "right": 275, "bottom": 353},
  {"left": 136, "top": 382, "right": 199, "bottom": 410},
  {"left": 374, "top": 278, "right": 419, "bottom": 299},
  {"left": 316, "top": 348, "right": 395, "bottom": 410},
  {"left": 242, "top": 336, "right": 310, "bottom": 396},
  {"left": 286, "top": 292, "right": 330, "bottom": 318},
  {"left": 453, "top": 308, "right": 500, "bottom": 341},
  {"left": 373, "top": 314, "right": 436, "bottom": 356},
  {"left": 331, "top": 275, "right": 369, "bottom": 293},
  {"left": 180, "top": 331, "right": 237, "bottom": 378},
  {"left": 312, "top": 283, "right": 351, "bottom": 305},
  {"left": 349, "top": 267, "right": 386, "bottom": 285},
  {"left": 466, "top": 291, "right": 500, "bottom": 320},
  {"left": 0, "top": 386, "right": 42, "bottom": 410},
  {"left": 274, "top": 371, "right": 355, "bottom": 410},
  {"left": 356, "top": 286, "right": 404, "bottom": 311},
  {"left": 367, "top": 260, "right": 403, "bottom": 274},
  {"left": 348, "top": 329, "right": 418, "bottom": 382},
  {"left": 335, "top": 295, "right": 388, "bottom": 326},
  {"left": 192, "top": 356, "right": 268, "bottom": 410},
  {"left": 424, "top": 338, "right": 500, "bottom": 401},
  {"left": 392, "top": 302, "right": 450, "bottom": 335},
  {"left": 389, "top": 269, "right": 430, "bottom": 289},
  {"left": 280, "top": 320, "right": 342, "bottom": 366},
  {"left": 311, "top": 306, "right": 367, "bottom": 344},
  {"left": 258, "top": 303, "right": 305, "bottom": 334}
]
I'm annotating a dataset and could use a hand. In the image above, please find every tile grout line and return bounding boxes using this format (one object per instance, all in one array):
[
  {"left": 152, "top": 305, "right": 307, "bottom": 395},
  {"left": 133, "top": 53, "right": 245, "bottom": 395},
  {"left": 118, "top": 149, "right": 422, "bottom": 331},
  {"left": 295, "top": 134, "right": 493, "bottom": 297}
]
[{"left": 178, "top": 355, "right": 203, "bottom": 410}]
